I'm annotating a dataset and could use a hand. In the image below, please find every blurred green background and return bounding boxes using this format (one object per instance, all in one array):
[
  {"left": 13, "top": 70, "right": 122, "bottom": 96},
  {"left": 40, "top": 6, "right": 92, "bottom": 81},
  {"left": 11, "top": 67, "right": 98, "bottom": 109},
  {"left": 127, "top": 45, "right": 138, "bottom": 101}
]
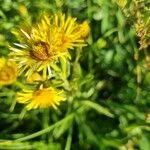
[{"left": 0, "top": 0, "right": 150, "bottom": 150}]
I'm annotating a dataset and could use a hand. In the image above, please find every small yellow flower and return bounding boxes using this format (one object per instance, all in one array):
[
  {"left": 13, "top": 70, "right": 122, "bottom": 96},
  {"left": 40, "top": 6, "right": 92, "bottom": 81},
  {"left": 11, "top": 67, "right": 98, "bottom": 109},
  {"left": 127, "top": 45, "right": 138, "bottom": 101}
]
[
  {"left": 0, "top": 57, "right": 17, "bottom": 86},
  {"left": 10, "top": 13, "right": 87, "bottom": 79},
  {"left": 78, "top": 21, "right": 90, "bottom": 38},
  {"left": 17, "top": 85, "right": 66, "bottom": 110}
]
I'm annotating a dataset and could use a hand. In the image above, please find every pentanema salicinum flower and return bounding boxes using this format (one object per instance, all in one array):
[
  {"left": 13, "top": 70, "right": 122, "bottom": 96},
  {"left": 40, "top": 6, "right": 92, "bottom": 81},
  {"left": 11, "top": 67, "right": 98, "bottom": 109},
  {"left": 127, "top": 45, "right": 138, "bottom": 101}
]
[
  {"left": 9, "top": 13, "right": 90, "bottom": 80},
  {"left": 17, "top": 84, "right": 66, "bottom": 110}
]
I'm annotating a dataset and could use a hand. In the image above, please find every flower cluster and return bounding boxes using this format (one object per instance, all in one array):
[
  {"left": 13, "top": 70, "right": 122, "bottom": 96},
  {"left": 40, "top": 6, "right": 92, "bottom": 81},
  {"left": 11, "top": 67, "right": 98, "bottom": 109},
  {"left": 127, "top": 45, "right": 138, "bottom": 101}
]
[
  {"left": 135, "top": 19, "right": 150, "bottom": 50},
  {"left": 114, "top": 0, "right": 150, "bottom": 50},
  {"left": 9, "top": 13, "right": 90, "bottom": 110}
]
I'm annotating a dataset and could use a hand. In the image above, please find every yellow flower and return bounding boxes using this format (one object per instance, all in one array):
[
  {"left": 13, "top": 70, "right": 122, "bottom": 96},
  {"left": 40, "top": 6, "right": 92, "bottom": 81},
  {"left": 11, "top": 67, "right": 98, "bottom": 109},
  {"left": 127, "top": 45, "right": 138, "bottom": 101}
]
[
  {"left": 0, "top": 57, "right": 17, "bottom": 86},
  {"left": 9, "top": 13, "right": 87, "bottom": 79},
  {"left": 78, "top": 21, "right": 90, "bottom": 38},
  {"left": 17, "top": 85, "right": 66, "bottom": 110}
]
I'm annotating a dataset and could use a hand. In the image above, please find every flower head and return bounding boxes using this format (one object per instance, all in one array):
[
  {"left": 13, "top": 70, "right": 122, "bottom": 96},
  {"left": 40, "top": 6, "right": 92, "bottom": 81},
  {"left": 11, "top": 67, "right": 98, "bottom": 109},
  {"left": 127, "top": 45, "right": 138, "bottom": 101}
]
[
  {"left": 78, "top": 21, "right": 90, "bottom": 38},
  {"left": 17, "top": 85, "right": 66, "bottom": 110},
  {"left": 0, "top": 57, "right": 17, "bottom": 86},
  {"left": 10, "top": 13, "right": 87, "bottom": 79}
]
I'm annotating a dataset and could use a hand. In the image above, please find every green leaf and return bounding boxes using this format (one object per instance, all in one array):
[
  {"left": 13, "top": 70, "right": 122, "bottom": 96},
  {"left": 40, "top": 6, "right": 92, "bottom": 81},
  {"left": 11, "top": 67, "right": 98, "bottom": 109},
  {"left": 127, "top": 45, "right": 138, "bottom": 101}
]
[
  {"left": 60, "top": 58, "right": 70, "bottom": 78},
  {"left": 53, "top": 114, "right": 73, "bottom": 139},
  {"left": 139, "top": 135, "right": 150, "bottom": 150},
  {"left": 81, "top": 100, "right": 114, "bottom": 118}
]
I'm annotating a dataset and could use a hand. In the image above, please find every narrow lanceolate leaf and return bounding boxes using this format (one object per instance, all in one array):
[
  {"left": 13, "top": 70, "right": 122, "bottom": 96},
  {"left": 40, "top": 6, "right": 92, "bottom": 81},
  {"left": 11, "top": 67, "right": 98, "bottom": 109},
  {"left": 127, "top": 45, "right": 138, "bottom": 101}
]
[{"left": 81, "top": 100, "right": 114, "bottom": 118}]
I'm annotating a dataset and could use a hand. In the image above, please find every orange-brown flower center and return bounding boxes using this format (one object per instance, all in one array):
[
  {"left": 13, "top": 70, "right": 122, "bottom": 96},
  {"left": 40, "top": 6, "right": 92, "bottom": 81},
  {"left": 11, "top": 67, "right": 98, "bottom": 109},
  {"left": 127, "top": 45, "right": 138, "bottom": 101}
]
[
  {"left": 30, "top": 41, "right": 50, "bottom": 61},
  {"left": 32, "top": 88, "right": 56, "bottom": 105}
]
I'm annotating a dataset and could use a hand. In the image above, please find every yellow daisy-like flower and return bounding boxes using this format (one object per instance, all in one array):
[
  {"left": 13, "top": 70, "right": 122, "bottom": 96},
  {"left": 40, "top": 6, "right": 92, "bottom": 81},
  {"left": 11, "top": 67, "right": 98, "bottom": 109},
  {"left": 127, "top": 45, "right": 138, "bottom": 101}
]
[
  {"left": 17, "top": 85, "right": 66, "bottom": 110},
  {"left": 0, "top": 57, "right": 17, "bottom": 86},
  {"left": 9, "top": 13, "right": 87, "bottom": 79}
]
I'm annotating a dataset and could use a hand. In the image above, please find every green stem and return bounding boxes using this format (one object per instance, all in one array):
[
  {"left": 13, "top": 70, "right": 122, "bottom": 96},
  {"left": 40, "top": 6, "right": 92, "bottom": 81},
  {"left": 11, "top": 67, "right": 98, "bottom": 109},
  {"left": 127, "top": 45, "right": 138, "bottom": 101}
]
[
  {"left": 42, "top": 109, "right": 50, "bottom": 140},
  {"left": 15, "top": 113, "right": 74, "bottom": 142},
  {"left": 87, "top": 0, "right": 91, "bottom": 19},
  {"left": 65, "top": 126, "right": 73, "bottom": 150},
  {"left": 14, "top": 81, "right": 27, "bottom": 89},
  {"left": 9, "top": 100, "right": 16, "bottom": 112},
  {"left": 75, "top": 48, "right": 82, "bottom": 63},
  {"left": 19, "top": 108, "right": 27, "bottom": 120}
]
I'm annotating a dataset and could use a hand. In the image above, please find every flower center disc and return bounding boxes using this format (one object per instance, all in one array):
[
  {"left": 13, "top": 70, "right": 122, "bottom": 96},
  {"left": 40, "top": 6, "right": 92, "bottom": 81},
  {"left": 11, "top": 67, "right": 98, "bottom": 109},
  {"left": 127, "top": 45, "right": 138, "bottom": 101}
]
[{"left": 30, "top": 41, "right": 50, "bottom": 61}]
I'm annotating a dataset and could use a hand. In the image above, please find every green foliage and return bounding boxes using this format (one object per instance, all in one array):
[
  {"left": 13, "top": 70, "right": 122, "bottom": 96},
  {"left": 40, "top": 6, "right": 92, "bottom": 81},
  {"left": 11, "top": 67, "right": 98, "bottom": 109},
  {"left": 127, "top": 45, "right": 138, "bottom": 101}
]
[{"left": 0, "top": 0, "right": 150, "bottom": 150}]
